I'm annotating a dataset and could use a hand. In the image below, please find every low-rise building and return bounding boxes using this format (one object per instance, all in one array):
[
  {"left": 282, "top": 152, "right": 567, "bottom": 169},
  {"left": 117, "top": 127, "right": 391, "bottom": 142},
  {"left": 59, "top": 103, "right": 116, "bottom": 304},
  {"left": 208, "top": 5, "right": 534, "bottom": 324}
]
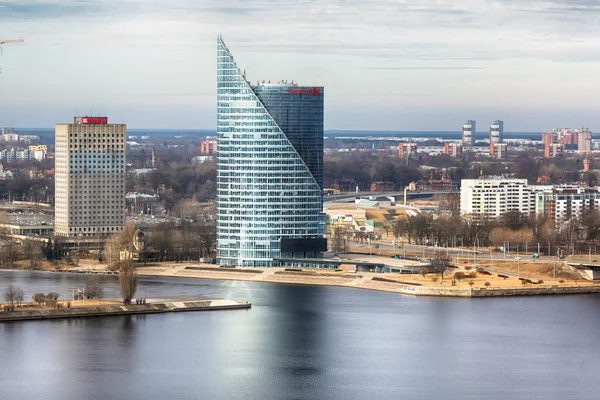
[
  {"left": 370, "top": 182, "right": 395, "bottom": 192},
  {"left": 460, "top": 178, "right": 535, "bottom": 217},
  {"left": 126, "top": 192, "right": 160, "bottom": 215},
  {"left": 191, "top": 155, "right": 214, "bottom": 165},
  {"left": 0, "top": 148, "right": 46, "bottom": 162}
]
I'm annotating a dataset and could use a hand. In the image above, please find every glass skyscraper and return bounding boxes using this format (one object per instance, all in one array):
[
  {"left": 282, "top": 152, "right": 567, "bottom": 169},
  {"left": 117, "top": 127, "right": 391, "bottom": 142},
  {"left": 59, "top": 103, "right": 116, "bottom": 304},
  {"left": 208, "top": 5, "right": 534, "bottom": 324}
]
[{"left": 216, "top": 37, "right": 327, "bottom": 267}]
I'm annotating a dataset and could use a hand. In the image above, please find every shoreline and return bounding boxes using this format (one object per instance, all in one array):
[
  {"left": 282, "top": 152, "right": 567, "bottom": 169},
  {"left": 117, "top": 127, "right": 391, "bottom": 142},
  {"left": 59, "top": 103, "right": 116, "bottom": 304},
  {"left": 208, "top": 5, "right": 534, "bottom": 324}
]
[
  {"left": 134, "top": 265, "right": 600, "bottom": 298},
  {"left": 0, "top": 296, "right": 251, "bottom": 322},
  {"left": 4, "top": 265, "right": 600, "bottom": 298}
]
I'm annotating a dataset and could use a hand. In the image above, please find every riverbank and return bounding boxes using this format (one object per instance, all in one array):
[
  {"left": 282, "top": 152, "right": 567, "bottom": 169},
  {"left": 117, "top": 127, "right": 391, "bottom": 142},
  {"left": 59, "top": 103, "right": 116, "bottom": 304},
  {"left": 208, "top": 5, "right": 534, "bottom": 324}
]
[
  {"left": 13, "top": 261, "right": 600, "bottom": 298},
  {"left": 132, "top": 264, "right": 600, "bottom": 298},
  {"left": 0, "top": 296, "right": 251, "bottom": 322}
]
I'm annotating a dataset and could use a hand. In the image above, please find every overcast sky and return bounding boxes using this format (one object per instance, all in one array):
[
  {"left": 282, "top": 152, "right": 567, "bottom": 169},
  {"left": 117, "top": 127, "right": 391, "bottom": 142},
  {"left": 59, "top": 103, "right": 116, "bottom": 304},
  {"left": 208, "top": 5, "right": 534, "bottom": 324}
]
[{"left": 1, "top": 0, "right": 600, "bottom": 131}]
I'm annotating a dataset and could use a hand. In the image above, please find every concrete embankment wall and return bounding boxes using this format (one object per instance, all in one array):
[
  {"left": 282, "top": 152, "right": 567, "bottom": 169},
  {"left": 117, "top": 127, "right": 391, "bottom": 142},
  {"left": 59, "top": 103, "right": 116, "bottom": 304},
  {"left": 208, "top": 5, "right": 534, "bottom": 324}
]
[
  {"left": 0, "top": 302, "right": 251, "bottom": 322},
  {"left": 398, "top": 285, "right": 600, "bottom": 298}
]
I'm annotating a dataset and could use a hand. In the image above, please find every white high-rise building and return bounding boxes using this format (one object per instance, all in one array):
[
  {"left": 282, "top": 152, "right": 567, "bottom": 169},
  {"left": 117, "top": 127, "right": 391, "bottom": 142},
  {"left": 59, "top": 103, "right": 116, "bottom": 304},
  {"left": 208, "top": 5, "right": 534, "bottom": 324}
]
[
  {"left": 490, "top": 120, "right": 503, "bottom": 144},
  {"left": 55, "top": 117, "right": 126, "bottom": 237},
  {"left": 577, "top": 129, "right": 592, "bottom": 153},
  {"left": 460, "top": 178, "right": 535, "bottom": 218},
  {"left": 462, "top": 120, "right": 476, "bottom": 145}
]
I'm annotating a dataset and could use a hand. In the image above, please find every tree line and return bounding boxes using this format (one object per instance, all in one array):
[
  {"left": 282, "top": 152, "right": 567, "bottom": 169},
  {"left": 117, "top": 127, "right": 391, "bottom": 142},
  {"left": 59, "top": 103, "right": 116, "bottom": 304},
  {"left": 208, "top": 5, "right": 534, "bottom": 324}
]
[{"left": 392, "top": 210, "right": 600, "bottom": 254}]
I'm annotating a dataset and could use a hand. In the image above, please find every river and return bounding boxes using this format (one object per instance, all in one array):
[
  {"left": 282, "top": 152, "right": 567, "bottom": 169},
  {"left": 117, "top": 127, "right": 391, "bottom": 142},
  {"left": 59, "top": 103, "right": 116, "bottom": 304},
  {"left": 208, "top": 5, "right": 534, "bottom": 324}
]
[{"left": 0, "top": 270, "right": 599, "bottom": 400}]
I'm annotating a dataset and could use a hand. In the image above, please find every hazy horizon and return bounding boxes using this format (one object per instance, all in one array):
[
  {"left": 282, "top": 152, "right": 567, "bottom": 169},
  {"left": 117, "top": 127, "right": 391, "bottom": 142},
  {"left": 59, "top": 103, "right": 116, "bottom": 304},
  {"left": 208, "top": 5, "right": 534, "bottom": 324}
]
[{"left": 1, "top": 0, "right": 600, "bottom": 131}]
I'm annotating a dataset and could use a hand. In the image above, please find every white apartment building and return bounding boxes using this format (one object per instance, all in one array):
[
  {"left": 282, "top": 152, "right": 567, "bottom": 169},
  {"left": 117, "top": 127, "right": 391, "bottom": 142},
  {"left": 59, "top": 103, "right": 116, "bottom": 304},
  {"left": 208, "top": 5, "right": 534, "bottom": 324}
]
[
  {"left": 577, "top": 129, "right": 592, "bottom": 153},
  {"left": 462, "top": 120, "right": 476, "bottom": 146},
  {"left": 460, "top": 178, "right": 535, "bottom": 217},
  {"left": 535, "top": 186, "right": 600, "bottom": 223},
  {"left": 0, "top": 148, "right": 45, "bottom": 162},
  {"left": 55, "top": 116, "right": 126, "bottom": 237},
  {"left": 489, "top": 120, "right": 503, "bottom": 144},
  {"left": 461, "top": 178, "right": 600, "bottom": 224}
]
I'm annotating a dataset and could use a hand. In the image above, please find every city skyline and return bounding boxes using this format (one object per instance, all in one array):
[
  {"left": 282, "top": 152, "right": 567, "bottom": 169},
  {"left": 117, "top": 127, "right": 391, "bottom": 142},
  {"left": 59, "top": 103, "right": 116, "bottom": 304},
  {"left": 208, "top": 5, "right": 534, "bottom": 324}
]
[{"left": 2, "top": 0, "right": 600, "bottom": 130}]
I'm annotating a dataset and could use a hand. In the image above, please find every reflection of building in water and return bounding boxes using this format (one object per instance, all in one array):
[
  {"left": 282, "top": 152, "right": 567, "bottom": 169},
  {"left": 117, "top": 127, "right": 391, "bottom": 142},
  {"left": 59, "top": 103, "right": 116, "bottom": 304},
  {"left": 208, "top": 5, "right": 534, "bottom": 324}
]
[{"left": 126, "top": 192, "right": 160, "bottom": 215}]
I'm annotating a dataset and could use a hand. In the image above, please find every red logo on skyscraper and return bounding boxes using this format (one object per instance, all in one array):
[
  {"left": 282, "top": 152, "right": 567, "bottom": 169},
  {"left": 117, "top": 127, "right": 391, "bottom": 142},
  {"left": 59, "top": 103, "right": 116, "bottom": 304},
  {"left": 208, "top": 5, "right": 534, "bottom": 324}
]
[{"left": 289, "top": 87, "right": 321, "bottom": 95}]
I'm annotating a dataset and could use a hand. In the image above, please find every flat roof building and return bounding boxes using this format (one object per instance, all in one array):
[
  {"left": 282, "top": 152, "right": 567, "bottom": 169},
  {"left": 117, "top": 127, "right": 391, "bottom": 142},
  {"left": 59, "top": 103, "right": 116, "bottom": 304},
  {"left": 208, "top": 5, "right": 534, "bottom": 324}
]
[
  {"left": 490, "top": 120, "right": 503, "bottom": 144},
  {"left": 460, "top": 178, "right": 535, "bottom": 218},
  {"left": 55, "top": 116, "right": 126, "bottom": 237},
  {"left": 462, "top": 120, "right": 476, "bottom": 146}
]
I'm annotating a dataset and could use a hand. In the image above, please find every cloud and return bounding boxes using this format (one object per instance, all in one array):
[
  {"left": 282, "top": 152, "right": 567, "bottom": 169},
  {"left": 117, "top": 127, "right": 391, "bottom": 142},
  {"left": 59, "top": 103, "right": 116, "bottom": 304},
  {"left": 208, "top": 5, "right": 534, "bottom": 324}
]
[
  {"left": 364, "top": 66, "right": 485, "bottom": 70},
  {"left": 3, "top": 0, "right": 600, "bottom": 129},
  {"left": 3, "top": 0, "right": 600, "bottom": 64}
]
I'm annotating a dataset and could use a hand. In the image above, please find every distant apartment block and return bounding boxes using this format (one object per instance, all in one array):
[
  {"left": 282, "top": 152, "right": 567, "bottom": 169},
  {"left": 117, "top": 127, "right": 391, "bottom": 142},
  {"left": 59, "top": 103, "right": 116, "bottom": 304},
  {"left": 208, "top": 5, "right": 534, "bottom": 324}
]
[
  {"left": 489, "top": 120, "right": 503, "bottom": 144},
  {"left": 544, "top": 143, "right": 563, "bottom": 158},
  {"left": 462, "top": 120, "right": 476, "bottom": 145},
  {"left": 200, "top": 139, "right": 217, "bottom": 155},
  {"left": 460, "top": 178, "right": 535, "bottom": 218},
  {"left": 398, "top": 142, "right": 417, "bottom": 157},
  {"left": 55, "top": 116, "right": 126, "bottom": 237},
  {"left": 0, "top": 148, "right": 45, "bottom": 162},
  {"left": 577, "top": 129, "right": 592, "bottom": 153},
  {"left": 443, "top": 142, "right": 462, "bottom": 157},
  {"left": 490, "top": 142, "right": 508, "bottom": 159},
  {"left": 542, "top": 132, "right": 554, "bottom": 145},
  {"left": 553, "top": 128, "right": 578, "bottom": 145},
  {"left": 1, "top": 132, "right": 19, "bottom": 142}
]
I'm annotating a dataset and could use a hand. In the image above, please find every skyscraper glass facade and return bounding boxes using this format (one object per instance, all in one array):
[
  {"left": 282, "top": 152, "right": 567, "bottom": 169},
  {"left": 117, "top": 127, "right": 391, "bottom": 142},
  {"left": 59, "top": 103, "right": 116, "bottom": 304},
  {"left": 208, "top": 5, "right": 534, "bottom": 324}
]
[{"left": 216, "top": 37, "right": 326, "bottom": 267}]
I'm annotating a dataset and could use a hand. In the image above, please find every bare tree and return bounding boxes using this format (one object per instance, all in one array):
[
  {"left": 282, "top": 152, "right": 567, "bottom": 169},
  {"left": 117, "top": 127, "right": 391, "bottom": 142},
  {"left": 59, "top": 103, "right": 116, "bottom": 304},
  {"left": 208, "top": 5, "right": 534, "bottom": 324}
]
[
  {"left": 330, "top": 227, "right": 348, "bottom": 254},
  {"left": 23, "top": 240, "right": 43, "bottom": 269},
  {"left": 119, "top": 223, "right": 138, "bottom": 259},
  {"left": 103, "top": 234, "right": 122, "bottom": 270},
  {"left": 85, "top": 276, "right": 104, "bottom": 299},
  {"left": 579, "top": 209, "right": 600, "bottom": 242},
  {"left": 15, "top": 287, "right": 24, "bottom": 306},
  {"left": 119, "top": 261, "right": 138, "bottom": 305},
  {"left": 151, "top": 223, "right": 175, "bottom": 261},
  {"left": 32, "top": 292, "right": 46, "bottom": 305},
  {"left": 430, "top": 256, "right": 451, "bottom": 281},
  {"left": 45, "top": 292, "right": 60, "bottom": 308},
  {"left": 3, "top": 284, "right": 20, "bottom": 306},
  {"left": 0, "top": 244, "right": 21, "bottom": 268}
]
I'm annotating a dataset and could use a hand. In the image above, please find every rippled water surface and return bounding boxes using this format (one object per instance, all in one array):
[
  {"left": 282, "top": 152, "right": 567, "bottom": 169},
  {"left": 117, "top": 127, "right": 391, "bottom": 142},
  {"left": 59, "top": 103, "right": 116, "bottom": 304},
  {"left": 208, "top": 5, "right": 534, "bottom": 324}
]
[{"left": 1, "top": 270, "right": 599, "bottom": 400}]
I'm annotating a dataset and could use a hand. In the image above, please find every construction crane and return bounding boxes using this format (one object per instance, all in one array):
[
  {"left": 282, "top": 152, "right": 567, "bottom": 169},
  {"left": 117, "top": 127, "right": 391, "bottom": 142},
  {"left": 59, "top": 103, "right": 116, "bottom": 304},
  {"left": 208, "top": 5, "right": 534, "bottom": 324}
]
[
  {"left": 0, "top": 39, "right": 24, "bottom": 45},
  {"left": 0, "top": 39, "right": 23, "bottom": 74},
  {"left": 0, "top": 38, "right": 24, "bottom": 53}
]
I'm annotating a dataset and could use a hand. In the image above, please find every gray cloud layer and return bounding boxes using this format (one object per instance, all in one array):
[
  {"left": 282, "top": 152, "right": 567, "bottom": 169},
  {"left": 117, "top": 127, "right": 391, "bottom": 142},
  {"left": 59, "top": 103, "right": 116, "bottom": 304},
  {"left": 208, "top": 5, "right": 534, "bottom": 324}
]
[{"left": 2, "top": 0, "right": 600, "bottom": 129}]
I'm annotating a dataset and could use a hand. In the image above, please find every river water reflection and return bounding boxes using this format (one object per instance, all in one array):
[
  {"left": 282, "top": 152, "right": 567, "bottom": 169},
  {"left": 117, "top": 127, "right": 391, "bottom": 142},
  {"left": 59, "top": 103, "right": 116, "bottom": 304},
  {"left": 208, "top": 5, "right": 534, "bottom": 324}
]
[{"left": 1, "top": 270, "right": 599, "bottom": 400}]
